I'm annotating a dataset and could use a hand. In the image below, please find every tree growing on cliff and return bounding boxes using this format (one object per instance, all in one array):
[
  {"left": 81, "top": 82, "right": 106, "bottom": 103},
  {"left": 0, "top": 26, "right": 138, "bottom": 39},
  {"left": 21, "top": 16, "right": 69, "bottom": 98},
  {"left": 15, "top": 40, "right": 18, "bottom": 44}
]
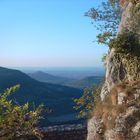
[
  {"left": 0, "top": 85, "right": 43, "bottom": 140},
  {"left": 85, "top": 0, "right": 121, "bottom": 45},
  {"left": 74, "top": 0, "right": 121, "bottom": 118}
]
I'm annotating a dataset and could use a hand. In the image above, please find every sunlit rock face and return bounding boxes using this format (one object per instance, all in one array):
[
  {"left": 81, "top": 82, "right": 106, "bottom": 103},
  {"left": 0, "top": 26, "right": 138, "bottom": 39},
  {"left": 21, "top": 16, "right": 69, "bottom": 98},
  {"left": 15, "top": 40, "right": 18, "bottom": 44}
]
[
  {"left": 87, "top": 117, "right": 104, "bottom": 140},
  {"left": 87, "top": 1, "right": 140, "bottom": 140},
  {"left": 119, "top": 2, "right": 132, "bottom": 32},
  {"left": 87, "top": 81, "right": 140, "bottom": 140},
  {"left": 100, "top": 48, "right": 127, "bottom": 101},
  {"left": 105, "top": 106, "right": 140, "bottom": 140},
  {"left": 100, "top": 1, "right": 138, "bottom": 101}
]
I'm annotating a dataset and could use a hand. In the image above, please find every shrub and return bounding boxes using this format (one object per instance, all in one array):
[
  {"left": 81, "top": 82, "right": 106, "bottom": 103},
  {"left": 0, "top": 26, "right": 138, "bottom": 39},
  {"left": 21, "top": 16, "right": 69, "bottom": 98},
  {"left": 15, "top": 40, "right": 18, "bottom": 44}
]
[
  {"left": 0, "top": 85, "right": 44, "bottom": 140},
  {"left": 74, "top": 85, "right": 102, "bottom": 118},
  {"left": 109, "top": 31, "right": 140, "bottom": 55}
]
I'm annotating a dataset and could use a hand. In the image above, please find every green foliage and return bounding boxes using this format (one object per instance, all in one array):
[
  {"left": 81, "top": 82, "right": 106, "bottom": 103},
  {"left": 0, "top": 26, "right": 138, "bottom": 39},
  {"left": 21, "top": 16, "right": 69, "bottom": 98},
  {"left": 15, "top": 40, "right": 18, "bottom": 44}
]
[
  {"left": 102, "top": 53, "right": 108, "bottom": 66},
  {"left": 74, "top": 85, "right": 102, "bottom": 118},
  {"left": 129, "top": 2, "right": 140, "bottom": 35},
  {"left": 85, "top": 0, "right": 121, "bottom": 45},
  {"left": 109, "top": 0, "right": 120, "bottom": 5},
  {"left": 0, "top": 85, "right": 43, "bottom": 140},
  {"left": 107, "top": 2, "right": 140, "bottom": 78},
  {"left": 109, "top": 31, "right": 140, "bottom": 55},
  {"left": 129, "top": 0, "right": 140, "bottom": 5},
  {"left": 97, "top": 32, "right": 114, "bottom": 45},
  {"left": 114, "top": 53, "right": 140, "bottom": 80}
]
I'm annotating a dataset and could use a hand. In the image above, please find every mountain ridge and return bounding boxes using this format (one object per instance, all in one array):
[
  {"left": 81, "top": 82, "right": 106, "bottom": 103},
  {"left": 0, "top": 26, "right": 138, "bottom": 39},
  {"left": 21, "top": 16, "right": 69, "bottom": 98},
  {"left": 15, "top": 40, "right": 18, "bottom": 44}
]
[
  {"left": 0, "top": 67, "right": 82, "bottom": 126},
  {"left": 28, "top": 71, "right": 75, "bottom": 85},
  {"left": 28, "top": 71, "right": 103, "bottom": 89}
]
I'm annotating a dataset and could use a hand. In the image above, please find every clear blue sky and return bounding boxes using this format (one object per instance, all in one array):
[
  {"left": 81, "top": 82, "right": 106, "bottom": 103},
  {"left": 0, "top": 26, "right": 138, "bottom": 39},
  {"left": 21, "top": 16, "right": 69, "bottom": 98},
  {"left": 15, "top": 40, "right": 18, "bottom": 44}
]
[{"left": 0, "top": 0, "right": 108, "bottom": 68}]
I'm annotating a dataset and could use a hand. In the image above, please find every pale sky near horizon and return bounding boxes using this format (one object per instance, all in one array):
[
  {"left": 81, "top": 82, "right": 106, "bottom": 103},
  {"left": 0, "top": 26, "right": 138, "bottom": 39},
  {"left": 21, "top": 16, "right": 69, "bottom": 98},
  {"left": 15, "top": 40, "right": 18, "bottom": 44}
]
[{"left": 0, "top": 0, "right": 108, "bottom": 68}]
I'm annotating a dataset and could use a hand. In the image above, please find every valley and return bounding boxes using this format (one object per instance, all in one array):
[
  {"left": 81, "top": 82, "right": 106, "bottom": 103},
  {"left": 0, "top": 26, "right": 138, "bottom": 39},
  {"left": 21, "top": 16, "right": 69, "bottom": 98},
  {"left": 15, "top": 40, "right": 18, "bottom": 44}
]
[{"left": 0, "top": 67, "right": 103, "bottom": 126}]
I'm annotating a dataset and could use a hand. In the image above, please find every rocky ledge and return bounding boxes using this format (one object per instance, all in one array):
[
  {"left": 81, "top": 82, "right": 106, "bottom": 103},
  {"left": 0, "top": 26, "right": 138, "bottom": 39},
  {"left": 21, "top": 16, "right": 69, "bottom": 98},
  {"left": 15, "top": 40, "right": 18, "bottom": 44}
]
[{"left": 41, "top": 123, "right": 87, "bottom": 140}]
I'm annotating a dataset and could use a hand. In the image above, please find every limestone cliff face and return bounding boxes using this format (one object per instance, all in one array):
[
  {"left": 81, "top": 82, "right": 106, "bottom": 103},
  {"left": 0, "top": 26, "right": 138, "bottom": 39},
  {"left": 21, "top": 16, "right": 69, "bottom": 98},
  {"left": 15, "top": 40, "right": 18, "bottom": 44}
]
[
  {"left": 87, "top": 1, "right": 140, "bottom": 140},
  {"left": 87, "top": 106, "right": 140, "bottom": 140},
  {"left": 101, "top": 2, "right": 134, "bottom": 101}
]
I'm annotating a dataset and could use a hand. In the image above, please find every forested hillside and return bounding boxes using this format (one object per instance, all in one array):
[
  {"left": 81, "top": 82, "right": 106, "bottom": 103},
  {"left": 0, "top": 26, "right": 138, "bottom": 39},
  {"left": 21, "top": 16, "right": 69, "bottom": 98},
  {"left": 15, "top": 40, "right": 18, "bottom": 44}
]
[{"left": 0, "top": 67, "right": 82, "bottom": 126}]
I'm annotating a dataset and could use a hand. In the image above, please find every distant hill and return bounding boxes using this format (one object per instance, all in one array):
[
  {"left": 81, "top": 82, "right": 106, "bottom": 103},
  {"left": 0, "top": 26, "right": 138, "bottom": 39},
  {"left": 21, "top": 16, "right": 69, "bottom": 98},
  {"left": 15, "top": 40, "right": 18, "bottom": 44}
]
[
  {"left": 28, "top": 71, "right": 75, "bottom": 84},
  {"left": 0, "top": 67, "right": 82, "bottom": 126},
  {"left": 66, "top": 76, "right": 103, "bottom": 89},
  {"left": 28, "top": 71, "right": 103, "bottom": 89}
]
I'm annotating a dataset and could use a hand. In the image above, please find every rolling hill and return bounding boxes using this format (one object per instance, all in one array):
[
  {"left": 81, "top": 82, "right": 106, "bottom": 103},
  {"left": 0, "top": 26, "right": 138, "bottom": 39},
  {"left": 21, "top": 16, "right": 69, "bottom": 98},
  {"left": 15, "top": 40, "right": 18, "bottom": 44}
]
[
  {"left": 0, "top": 67, "right": 82, "bottom": 126},
  {"left": 28, "top": 71, "right": 103, "bottom": 89},
  {"left": 66, "top": 76, "right": 103, "bottom": 89},
  {"left": 28, "top": 71, "right": 75, "bottom": 84}
]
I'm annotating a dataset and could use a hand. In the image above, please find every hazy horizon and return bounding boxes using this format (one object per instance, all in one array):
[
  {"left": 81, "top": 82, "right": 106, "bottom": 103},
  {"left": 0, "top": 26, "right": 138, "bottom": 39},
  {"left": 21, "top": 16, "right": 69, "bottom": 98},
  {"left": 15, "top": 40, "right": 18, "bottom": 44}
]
[
  {"left": 2, "top": 66, "right": 105, "bottom": 79},
  {"left": 5, "top": 66, "right": 105, "bottom": 71}
]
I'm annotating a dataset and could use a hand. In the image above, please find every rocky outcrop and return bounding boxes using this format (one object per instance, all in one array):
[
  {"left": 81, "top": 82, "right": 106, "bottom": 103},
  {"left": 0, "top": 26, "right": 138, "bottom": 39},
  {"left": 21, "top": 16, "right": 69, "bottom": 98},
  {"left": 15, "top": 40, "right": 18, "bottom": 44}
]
[
  {"left": 88, "top": 106, "right": 140, "bottom": 140},
  {"left": 100, "top": 49, "right": 127, "bottom": 101},
  {"left": 101, "top": 0, "right": 140, "bottom": 101},
  {"left": 101, "top": 1, "right": 140, "bottom": 100},
  {"left": 87, "top": 82, "right": 140, "bottom": 140},
  {"left": 105, "top": 106, "right": 140, "bottom": 140},
  {"left": 41, "top": 124, "right": 87, "bottom": 140},
  {"left": 87, "top": 117, "right": 104, "bottom": 140},
  {"left": 87, "top": 1, "right": 140, "bottom": 140}
]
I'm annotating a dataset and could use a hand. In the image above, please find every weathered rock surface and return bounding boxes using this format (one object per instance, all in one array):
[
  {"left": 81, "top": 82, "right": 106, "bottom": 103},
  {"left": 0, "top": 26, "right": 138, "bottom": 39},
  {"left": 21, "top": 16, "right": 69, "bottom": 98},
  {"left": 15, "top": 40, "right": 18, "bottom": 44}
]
[
  {"left": 100, "top": 1, "right": 136, "bottom": 101},
  {"left": 87, "top": 1, "right": 140, "bottom": 140},
  {"left": 42, "top": 124, "right": 87, "bottom": 140},
  {"left": 87, "top": 106, "right": 140, "bottom": 140},
  {"left": 87, "top": 117, "right": 104, "bottom": 140},
  {"left": 105, "top": 106, "right": 140, "bottom": 140}
]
